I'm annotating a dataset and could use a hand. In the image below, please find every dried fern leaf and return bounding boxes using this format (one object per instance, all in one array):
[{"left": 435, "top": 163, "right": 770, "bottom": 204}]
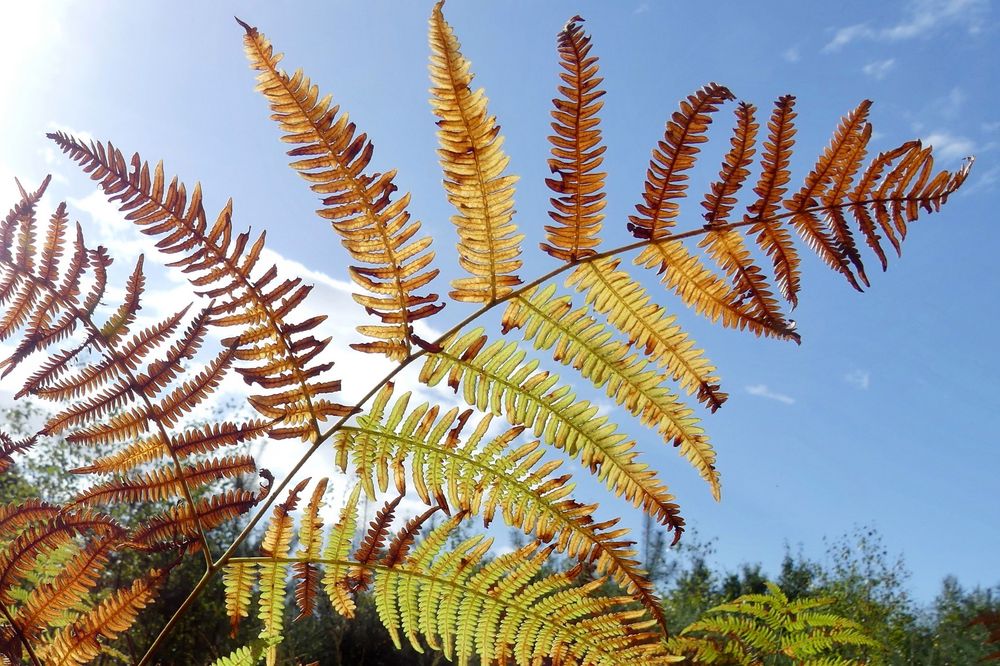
[
  {"left": 420, "top": 328, "right": 684, "bottom": 532},
  {"left": 240, "top": 20, "right": 442, "bottom": 361},
  {"left": 48, "top": 132, "right": 348, "bottom": 441},
  {"left": 130, "top": 484, "right": 267, "bottom": 550},
  {"left": 429, "top": 1, "right": 523, "bottom": 303},
  {"left": 293, "top": 478, "right": 328, "bottom": 621},
  {"left": 745, "top": 94, "right": 802, "bottom": 307},
  {"left": 337, "top": 384, "right": 670, "bottom": 633},
  {"left": 628, "top": 83, "right": 735, "bottom": 240},
  {"left": 504, "top": 285, "right": 720, "bottom": 499},
  {"left": 699, "top": 103, "right": 796, "bottom": 340},
  {"left": 566, "top": 259, "right": 726, "bottom": 412},
  {"left": 542, "top": 17, "right": 607, "bottom": 262},
  {"left": 40, "top": 568, "right": 165, "bottom": 666}
]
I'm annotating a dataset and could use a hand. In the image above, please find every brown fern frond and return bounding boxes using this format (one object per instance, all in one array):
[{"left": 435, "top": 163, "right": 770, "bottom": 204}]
[
  {"left": 154, "top": 348, "right": 235, "bottom": 428},
  {"left": 381, "top": 507, "right": 441, "bottom": 568},
  {"left": 41, "top": 567, "right": 164, "bottom": 666},
  {"left": 48, "top": 132, "right": 348, "bottom": 441},
  {"left": 13, "top": 537, "right": 116, "bottom": 639},
  {"left": 0, "top": 432, "right": 36, "bottom": 473},
  {"left": 100, "top": 256, "right": 145, "bottom": 344},
  {"left": 133, "top": 306, "right": 210, "bottom": 398},
  {"left": 429, "top": 1, "right": 523, "bottom": 303},
  {"left": 170, "top": 419, "right": 273, "bottom": 458},
  {"left": 784, "top": 100, "right": 872, "bottom": 290},
  {"left": 72, "top": 455, "right": 256, "bottom": 507},
  {"left": 239, "top": 20, "right": 443, "bottom": 362},
  {"left": 746, "top": 94, "right": 802, "bottom": 306},
  {"left": 352, "top": 495, "right": 403, "bottom": 592},
  {"left": 293, "top": 478, "right": 328, "bottom": 621},
  {"left": 541, "top": 17, "right": 606, "bottom": 262},
  {"left": 130, "top": 484, "right": 267, "bottom": 550},
  {"left": 699, "top": 102, "right": 797, "bottom": 340},
  {"left": 628, "top": 83, "right": 735, "bottom": 240},
  {"left": 0, "top": 510, "right": 124, "bottom": 604},
  {"left": 0, "top": 500, "right": 60, "bottom": 540}
]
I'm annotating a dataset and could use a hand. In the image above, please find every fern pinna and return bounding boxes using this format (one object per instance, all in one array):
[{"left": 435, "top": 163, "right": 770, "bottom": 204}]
[{"left": 0, "top": 2, "right": 971, "bottom": 665}]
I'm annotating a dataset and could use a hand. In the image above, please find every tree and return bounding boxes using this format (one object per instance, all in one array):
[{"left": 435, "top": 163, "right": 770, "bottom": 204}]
[{"left": 0, "top": 3, "right": 973, "bottom": 665}]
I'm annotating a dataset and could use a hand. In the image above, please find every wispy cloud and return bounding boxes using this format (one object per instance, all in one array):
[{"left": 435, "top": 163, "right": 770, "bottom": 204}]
[
  {"left": 961, "top": 164, "right": 1000, "bottom": 196},
  {"left": 633, "top": 2, "right": 650, "bottom": 14},
  {"left": 844, "top": 369, "right": 871, "bottom": 390},
  {"left": 823, "top": 0, "right": 987, "bottom": 51},
  {"left": 782, "top": 46, "right": 801, "bottom": 63},
  {"left": 862, "top": 58, "right": 896, "bottom": 80},
  {"left": 922, "top": 131, "right": 976, "bottom": 161},
  {"left": 745, "top": 384, "right": 795, "bottom": 405}
]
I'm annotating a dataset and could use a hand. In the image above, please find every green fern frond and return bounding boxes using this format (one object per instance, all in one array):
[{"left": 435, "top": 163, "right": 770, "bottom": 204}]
[
  {"left": 335, "top": 383, "right": 669, "bottom": 632},
  {"left": 419, "top": 328, "right": 684, "bottom": 534}
]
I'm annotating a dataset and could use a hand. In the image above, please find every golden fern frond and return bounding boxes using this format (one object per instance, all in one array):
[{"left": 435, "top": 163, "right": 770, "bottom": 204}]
[
  {"left": 320, "top": 484, "right": 362, "bottom": 618},
  {"left": 239, "top": 19, "right": 443, "bottom": 361},
  {"left": 542, "top": 17, "right": 607, "bottom": 262},
  {"left": 40, "top": 568, "right": 165, "bottom": 666},
  {"left": 293, "top": 478, "right": 328, "bottom": 621},
  {"left": 258, "top": 478, "right": 308, "bottom": 663},
  {"left": 336, "top": 384, "right": 669, "bottom": 633},
  {"left": 420, "top": 328, "right": 684, "bottom": 532},
  {"left": 429, "top": 1, "right": 523, "bottom": 303},
  {"left": 746, "top": 95, "right": 802, "bottom": 307},
  {"left": 0, "top": 432, "right": 36, "bottom": 473},
  {"left": 224, "top": 562, "right": 256, "bottom": 638},
  {"left": 629, "top": 83, "right": 735, "bottom": 240},
  {"left": 668, "top": 582, "right": 877, "bottom": 664},
  {"left": 48, "top": 133, "right": 350, "bottom": 441},
  {"left": 566, "top": 260, "right": 726, "bottom": 412},
  {"left": 503, "top": 285, "right": 720, "bottom": 499}
]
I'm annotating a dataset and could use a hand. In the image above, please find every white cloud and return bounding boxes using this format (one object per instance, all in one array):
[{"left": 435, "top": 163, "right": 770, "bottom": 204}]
[
  {"left": 633, "top": 2, "right": 651, "bottom": 14},
  {"left": 844, "top": 369, "right": 871, "bottom": 390},
  {"left": 961, "top": 164, "right": 1000, "bottom": 196},
  {"left": 922, "top": 131, "right": 976, "bottom": 161},
  {"left": 862, "top": 58, "right": 896, "bottom": 80},
  {"left": 782, "top": 47, "right": 801, "bottom": 63},
  {"left": 745, "top": 384, "right": 795, "bottom": 405},
  {"left": 824, "top": 0, "right": 987, "bottom": 51}
]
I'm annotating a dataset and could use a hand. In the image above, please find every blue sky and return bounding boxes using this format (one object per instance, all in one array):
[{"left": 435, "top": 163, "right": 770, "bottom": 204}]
[{"left": 1, "top": 0, "right": 997, "bottom": 602}]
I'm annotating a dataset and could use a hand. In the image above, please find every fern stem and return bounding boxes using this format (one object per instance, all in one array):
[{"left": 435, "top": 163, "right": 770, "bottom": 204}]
[{"left": 134, "top": 197, "right": 891, "bottom": 663}]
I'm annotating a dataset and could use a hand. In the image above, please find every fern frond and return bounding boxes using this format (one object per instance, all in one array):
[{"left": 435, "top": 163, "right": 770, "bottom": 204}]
[
  {"left": 566, "top": 260, "right": 726, "bottom": 412},
  {"left": 130, "top": 484, "right": 268, "bottom": 550},
  {"left": 336, "top": 384, "right": 670, "bottom": 633},
  {"left": 504, "top": 285, "right": 720, "bottom": 499},
  {"left": 0, "top": 432, "right": 36, "bottom": 473},
  {"left": 48, "top": 132, "right": 349, "bottom": 441},
  {"left": 429, "top": 1, "right": 523, "bottom": 303},
  {"left": 239, "top": 20, "right": 443, "bottom": 361},
  {"left": 71, "top": 455, "right": 256, "bottom": 507},
  {"left": 292, "top": 478, "right": 328, "bottom": 620},
  {"left": 41, "top": 568, "right": 164, "bottom": 666},
  {"left": 420, "top": 329, "right": 684, "bottom": 531},
  {"left": 669, "top": 582, "right": 878, "bottom": 664},
  {"left": 542, "top": 17, "right": 607, "bottom": 262},
  {"left": 352, "top": 495, "right": 403, "bottom": 592},
  {"left": 258, "top": 478, "right": 308, "bottom": 663},
  {"left": 628, "top": 83, "right": 734, "bottom": 240},
  {"left": 224, "top": 562, "right": 257, "bottom": 638},
  {"left": 320, "top": 485, "right": 362, "bottom": 618},
  {"left": 374, "top": 519, "right": 674, "bottom": 666}
]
